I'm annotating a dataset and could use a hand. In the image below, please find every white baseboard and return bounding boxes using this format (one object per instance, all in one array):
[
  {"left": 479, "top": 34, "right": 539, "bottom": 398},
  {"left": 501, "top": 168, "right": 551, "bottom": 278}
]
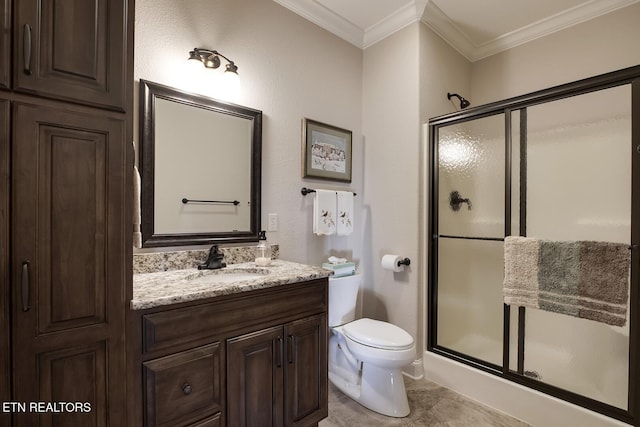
[{"left": 402, "top": 358, "right": 424, "bottom": 380}]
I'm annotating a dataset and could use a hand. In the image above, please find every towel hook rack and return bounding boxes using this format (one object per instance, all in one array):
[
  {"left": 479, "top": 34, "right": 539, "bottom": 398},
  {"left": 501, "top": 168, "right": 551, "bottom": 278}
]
[{"left": 301, "top": 187, "right": 357, "bottom": 196}]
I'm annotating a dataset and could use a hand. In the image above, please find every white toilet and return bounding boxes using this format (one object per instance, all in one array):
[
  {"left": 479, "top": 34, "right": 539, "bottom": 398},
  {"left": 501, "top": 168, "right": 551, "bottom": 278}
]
[{"left": 328, "top": 273, "right": 415, "bottom": 417}]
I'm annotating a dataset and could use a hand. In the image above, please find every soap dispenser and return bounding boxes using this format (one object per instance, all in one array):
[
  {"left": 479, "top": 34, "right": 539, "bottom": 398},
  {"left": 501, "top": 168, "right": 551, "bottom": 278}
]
[{"left": 254, "top": 230, "right": 271, "bottom": 266}]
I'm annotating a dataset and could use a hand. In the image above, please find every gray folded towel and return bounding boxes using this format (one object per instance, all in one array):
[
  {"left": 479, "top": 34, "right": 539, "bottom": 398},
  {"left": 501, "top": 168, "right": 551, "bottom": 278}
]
[{"left": 504, "top": 236, "right": 630, "bottom": 327}]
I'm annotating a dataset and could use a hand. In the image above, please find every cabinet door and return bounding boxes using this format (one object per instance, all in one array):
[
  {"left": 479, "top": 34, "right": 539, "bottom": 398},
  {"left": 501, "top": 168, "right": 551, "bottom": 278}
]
[
  {"left": 285, "top": 315, "right": 328, "bottom": 427},
  {"left": 14, "top": 0, "right": 128, "bottom": 110},
  {"left": 227, "top": 326, "right": 284, "bottom": 427},
  {"left": 0, "top": 0, "right": 9, "bottom": 89},
  {"left": 11, "top": 102, "right": 126, "bottom": 426}
]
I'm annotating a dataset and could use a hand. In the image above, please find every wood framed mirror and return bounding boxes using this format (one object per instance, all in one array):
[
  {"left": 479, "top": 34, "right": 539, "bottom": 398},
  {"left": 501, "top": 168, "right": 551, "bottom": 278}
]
[{"left": 139, "top": 79, "right": 262, "bottom": 247}]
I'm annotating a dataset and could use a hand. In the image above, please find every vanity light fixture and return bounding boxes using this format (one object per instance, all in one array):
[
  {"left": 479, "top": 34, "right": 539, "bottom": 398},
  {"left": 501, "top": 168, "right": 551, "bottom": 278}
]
[
  {"left": 188, "top": 48, "right": 239, "bottom": 74},
  {"left": 447, "top": 92, "right": 471, "bottom": 109}
]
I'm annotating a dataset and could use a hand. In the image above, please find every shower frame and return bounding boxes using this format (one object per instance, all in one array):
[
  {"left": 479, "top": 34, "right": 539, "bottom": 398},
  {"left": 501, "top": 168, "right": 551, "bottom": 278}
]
[{"left": 427, "top": 64, "right": 640, "bottom": 425}]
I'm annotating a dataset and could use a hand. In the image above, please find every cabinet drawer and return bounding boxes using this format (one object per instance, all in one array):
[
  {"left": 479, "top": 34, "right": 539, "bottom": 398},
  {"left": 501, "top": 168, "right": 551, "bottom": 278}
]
[
  {"left": 143, "top": 343, "right": 222, "bottom": 427},
  {"left": 142, "top": 279, "right": 327, "bottom": 354}
]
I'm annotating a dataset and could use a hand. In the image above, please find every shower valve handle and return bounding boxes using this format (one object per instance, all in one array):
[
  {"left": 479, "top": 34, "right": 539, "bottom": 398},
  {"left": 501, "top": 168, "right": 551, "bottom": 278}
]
[{"left": 449, "top": 191, "right": 472, "bottom": 211}]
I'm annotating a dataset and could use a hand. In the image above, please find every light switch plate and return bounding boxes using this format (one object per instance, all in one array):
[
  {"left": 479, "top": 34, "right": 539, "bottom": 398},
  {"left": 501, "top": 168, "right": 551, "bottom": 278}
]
[{"left": 267, "top": 213, "right": 278, "bottom": 231}]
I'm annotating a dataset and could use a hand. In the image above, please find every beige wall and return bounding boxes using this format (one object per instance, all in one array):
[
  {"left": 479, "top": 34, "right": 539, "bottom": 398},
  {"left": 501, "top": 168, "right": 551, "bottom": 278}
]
[
  {"left": 471, "top": 2, "right": 640, "bottom": 104},
  {"left": 361, "top": 23, "right": 421, "bottom": 345},
  {"left": 359, "top": 21, "right": 470, "bottom": 359},
  {"left": 134, "top": 0, "right": 364, "bottom": 265}
]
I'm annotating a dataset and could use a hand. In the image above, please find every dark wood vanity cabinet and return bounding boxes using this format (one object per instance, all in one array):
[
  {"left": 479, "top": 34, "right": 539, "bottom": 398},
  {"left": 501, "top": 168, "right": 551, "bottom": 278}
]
[{"left": 132, "top": 279, "right": 329, "bottom": 427}]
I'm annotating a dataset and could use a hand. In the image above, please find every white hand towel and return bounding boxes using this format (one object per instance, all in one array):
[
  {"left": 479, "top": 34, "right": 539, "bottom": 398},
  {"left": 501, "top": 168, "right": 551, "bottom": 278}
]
[
  {"left": 313, "top": 190, "right": 337, "bottom": 235},
  {"left": 337, "top": 191, "right": 354, "bottom": 236},
  {"left": 133, "top": 165, "right": 142, "bottom": 248}
]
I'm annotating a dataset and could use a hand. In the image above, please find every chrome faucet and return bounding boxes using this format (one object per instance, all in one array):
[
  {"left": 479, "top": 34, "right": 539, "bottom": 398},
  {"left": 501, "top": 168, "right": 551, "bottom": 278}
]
[{"left": 198, "top": 245, "right": 226, "bottom": 270}]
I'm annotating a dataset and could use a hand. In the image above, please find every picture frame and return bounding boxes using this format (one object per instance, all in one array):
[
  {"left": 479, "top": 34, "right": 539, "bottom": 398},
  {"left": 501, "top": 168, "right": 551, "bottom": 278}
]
[{"left": 302, "top": 118, "right": 352, "bottom": 182}]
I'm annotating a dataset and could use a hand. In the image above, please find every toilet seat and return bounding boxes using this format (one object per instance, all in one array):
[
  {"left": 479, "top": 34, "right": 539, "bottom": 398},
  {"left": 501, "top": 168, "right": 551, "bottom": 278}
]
[{"left": 343, "top": 318, "right": 414, "bottom": 350}]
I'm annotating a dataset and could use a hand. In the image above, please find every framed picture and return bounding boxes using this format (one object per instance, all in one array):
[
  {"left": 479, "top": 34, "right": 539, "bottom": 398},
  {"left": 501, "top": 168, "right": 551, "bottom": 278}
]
[{"left": 302, "top": 118, "right": 352, "bottom": 182}]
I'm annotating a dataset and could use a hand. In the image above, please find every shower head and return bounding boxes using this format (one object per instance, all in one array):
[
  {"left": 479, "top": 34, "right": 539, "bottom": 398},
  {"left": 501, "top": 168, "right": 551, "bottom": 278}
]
[{"left": 447, "top": 92, "right": 470, "bottom": 109}]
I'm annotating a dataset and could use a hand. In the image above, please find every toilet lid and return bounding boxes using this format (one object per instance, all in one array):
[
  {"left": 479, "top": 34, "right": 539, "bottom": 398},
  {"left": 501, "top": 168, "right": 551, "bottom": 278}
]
[{"left": 343, "top": 318, "right": 414, "bottom": 350}]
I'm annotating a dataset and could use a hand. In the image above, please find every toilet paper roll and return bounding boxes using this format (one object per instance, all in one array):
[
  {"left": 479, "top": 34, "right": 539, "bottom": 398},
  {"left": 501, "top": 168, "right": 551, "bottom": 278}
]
[{"left": 381, "top": 254, "right": 404, "bottom": 272}]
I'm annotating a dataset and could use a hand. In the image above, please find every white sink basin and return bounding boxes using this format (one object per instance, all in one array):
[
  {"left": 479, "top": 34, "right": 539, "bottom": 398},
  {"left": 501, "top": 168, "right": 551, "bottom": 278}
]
[{"left": 184, "top": 268, "right": 269, "bottom": 285}]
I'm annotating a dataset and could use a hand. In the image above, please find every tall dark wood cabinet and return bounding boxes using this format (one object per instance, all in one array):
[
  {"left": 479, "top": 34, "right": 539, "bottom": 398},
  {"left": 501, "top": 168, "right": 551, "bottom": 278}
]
[{"left": 0, "top": 1, "right": 133, "bottom": 426}]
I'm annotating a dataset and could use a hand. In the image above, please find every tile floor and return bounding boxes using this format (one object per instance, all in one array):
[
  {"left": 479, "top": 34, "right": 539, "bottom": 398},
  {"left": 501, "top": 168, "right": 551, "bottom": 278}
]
[{"left": 319, "top": 377, "right": 531, "bottom": 427}]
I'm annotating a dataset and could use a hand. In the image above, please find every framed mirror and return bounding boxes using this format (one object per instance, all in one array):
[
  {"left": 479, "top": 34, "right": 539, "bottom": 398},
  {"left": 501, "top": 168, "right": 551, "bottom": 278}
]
[{"left": 139, "top": 79, "right": 262, "bottom": 247}]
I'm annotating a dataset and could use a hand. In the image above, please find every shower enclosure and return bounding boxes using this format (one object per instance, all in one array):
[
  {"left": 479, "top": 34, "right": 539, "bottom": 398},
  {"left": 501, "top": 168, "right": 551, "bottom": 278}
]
[{"left": 428, "top": 65, "right": 640, "bottom": 425}]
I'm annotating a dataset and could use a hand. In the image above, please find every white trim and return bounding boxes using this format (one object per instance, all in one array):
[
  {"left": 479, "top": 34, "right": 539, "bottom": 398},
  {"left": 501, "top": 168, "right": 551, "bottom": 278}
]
[
  {"left": 402, "top": 358, "right": 425, "bottom": 380},
  {"left": 473, "top": 0, "right": 640, "bottom": 61},
  {"left": 275, "top": 0, "right": 640, "bottom": 59},
  {"left": 423, "top": 0, "right": 640, "bottom": 62},
  {"left": 272, "top": 0, "right": 364, "bottom": 47},
  {"left": 362, "top": 1, "right": 426, "bottom": 49},
  {"left": 420, "top": 1, "right": 476, "bottom": 61}
]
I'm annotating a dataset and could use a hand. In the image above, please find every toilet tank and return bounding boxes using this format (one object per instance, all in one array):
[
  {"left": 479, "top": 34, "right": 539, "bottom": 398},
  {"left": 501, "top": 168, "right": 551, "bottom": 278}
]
[{"left": 328, "top": 274, "right": 361, "bottom": 327}]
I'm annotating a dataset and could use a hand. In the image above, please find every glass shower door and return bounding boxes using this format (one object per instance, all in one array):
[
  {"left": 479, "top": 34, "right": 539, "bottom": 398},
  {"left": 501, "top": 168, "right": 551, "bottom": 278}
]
[
  {"left": 520, "top": 85, "right": 631, "bottom": 409},
  {"left": 435, "top": 113, "right": 506, "bottom": 366},
  {"left": 430, "top": 76, "right": 635, "bottom": 420}
]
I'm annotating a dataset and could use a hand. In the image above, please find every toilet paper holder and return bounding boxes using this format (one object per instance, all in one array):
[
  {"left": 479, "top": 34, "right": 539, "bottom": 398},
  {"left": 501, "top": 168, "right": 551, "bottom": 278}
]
[{"left": 397, "top": 258, "right": 411, "bottom": 267}]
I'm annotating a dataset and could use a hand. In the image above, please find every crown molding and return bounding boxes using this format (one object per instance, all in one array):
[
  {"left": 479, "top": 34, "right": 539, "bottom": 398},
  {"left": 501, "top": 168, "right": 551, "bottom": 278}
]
[
  {"left": 423, "top": 0, "right": 640, "bottom": 62},
  {"left": 273, "top": 0, "right": 428, "bottom": 49},
  {"left": 363, "top": 0, "right": 428, "bottom": 49},
  {"left": 420, "top": 1, "right": 476, "bottom": 60},
  {"left": 275, "top": 0, "right": 640, "bottom": 57},
  {"left": 273, "top": 0, "right": 364, "bottom": 47}
]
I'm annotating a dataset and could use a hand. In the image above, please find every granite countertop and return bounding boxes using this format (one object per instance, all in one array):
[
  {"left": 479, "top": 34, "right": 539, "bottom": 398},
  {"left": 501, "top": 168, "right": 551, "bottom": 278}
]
[{"left": 132, "top": 260, "right": 333, "bottom": 310}]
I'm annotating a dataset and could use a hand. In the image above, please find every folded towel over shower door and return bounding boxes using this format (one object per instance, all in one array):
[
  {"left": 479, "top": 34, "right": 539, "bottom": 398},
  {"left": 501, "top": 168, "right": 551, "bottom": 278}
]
[
  {"left": 313, "top": 189, "right": 337, "bottom": 235},
  {"left": 503, "top": 236, "right": 631, "bottom": 327}
]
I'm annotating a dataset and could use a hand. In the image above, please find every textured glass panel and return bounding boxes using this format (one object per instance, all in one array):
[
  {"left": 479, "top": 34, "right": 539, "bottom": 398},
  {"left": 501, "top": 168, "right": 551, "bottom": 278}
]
[
  {"left": 523, "top": 85, "right": 631, "bottom": 409},
  {"left": 438, "top": 114, "right": 505, "bottom": 238},
  {"left": 511, "top": 110, "right": 521, "bottom": 236},
  {"left": 524, "top": 308, "right": 629, "bottom": 409},
  {"left": 508, "top": 306, "right": 518, "bottom": 372},
  {"left": 527, "top": 85, "right": 631, "bottom": 242},
  {"left": 437, "top": 238, "right": 504, "bottom": 365}
]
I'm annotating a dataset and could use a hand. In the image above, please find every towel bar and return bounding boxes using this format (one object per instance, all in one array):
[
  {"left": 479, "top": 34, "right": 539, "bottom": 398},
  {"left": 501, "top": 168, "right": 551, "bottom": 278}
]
[
  {"left": 301, "top": 187, "right": 356, "bottom": 196},
  {"left": 182, "top": 198, "right": 240, "bottom": 205}
]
